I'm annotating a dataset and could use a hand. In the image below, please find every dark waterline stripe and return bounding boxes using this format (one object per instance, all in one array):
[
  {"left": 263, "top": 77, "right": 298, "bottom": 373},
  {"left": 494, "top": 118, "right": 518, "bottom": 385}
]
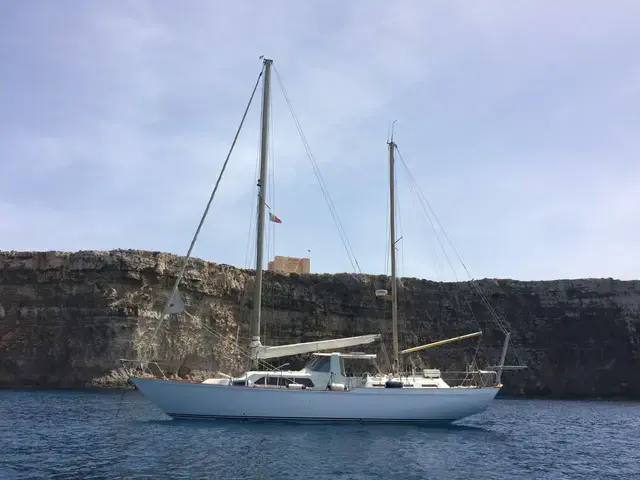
[{"left": 166, "top": 413, "right": 456, "bottom": 424}]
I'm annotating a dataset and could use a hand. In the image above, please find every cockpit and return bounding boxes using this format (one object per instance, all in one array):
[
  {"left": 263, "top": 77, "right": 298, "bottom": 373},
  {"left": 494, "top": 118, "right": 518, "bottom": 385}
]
[{"left": 303, "top": 352, "right": 381, "bottom": 377}]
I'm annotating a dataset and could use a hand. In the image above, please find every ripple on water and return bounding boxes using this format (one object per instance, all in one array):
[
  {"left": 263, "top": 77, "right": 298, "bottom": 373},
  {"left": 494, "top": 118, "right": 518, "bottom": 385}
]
[{"left": 1, "top": 390, "right": 639, "bottom": 480}]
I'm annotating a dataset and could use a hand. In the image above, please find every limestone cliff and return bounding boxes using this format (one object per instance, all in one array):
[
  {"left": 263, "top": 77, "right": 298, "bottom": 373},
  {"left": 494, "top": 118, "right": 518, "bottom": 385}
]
[{"left": 0, "top": 249, "right": 638, "bottom": 398}]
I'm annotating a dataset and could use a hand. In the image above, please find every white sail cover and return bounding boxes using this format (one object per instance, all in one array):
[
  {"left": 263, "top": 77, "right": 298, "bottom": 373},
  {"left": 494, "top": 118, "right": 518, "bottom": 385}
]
[{"left": 253, "top": 334, "right": 380, "bottom": 360}]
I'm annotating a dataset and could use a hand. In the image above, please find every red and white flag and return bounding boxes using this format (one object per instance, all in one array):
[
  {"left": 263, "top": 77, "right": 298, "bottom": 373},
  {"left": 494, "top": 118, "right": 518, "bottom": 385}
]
[{"left": 269, "top": 212, "right": 282, "bottom": 224}]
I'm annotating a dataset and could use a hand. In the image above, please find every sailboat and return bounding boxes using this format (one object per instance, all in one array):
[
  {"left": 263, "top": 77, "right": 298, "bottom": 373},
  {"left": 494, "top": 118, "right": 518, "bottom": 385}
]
[{"left": 130, "top": 57, "right": 515, "bottom": 423}]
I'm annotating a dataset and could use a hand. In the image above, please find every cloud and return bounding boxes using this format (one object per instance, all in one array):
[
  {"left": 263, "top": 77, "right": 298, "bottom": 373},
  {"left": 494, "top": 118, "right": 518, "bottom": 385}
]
[{"left": 0, "top": 0, "right": 639, "bottom": 281}]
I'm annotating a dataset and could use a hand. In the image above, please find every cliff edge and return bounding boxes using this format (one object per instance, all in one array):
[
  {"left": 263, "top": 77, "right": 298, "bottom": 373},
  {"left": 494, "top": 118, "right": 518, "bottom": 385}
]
[{"left": 0, "top": 249, "right": 638, "bottom": 398}]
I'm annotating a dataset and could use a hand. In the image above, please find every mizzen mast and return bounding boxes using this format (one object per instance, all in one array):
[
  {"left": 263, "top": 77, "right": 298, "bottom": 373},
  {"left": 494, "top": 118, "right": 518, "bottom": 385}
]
[{"left": 388, "top": 130, "right": 400, "bottom": 374}]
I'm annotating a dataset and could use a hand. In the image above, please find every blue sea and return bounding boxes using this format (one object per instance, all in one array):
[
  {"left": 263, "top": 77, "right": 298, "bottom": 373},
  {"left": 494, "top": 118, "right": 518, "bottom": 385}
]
[{"left": 0, "top": 389, "right": 638, "bottom": 479}]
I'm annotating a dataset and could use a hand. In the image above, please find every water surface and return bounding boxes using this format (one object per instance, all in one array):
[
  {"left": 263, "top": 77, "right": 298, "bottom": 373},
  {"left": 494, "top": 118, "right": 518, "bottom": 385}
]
[{"left": 1, "top": 389, "right": 638, "bottom": 479}]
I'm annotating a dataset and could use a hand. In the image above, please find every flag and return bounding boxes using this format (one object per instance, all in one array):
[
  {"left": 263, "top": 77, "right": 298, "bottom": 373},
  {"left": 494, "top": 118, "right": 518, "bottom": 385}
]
[{"left": 269, "top": 212, "right": 282, "bottom": 224}]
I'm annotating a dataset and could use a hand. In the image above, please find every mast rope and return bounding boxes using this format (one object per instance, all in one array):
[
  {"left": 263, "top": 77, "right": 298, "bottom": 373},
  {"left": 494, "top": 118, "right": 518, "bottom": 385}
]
[
  {"left": 182, "top": 311, "right": 280, "bottom": 373},
  {"left": 394, "top": 144, "right": 483, "bottom": 341},
  {"left": 273, "top": 66, "right": 362, "bottom": 275},
  {"left": 244, "top": 122, "right": 263, "bottom": 270},
  {"left": 394, "top": 158, "right": 407, "bottom": 353},
  {"left": 264, "top": 79, "right": 277, "bottom": 343},
  {"left": 140, "top": 64, "right": 265, "bottom": 365},
  {"left": 395, "top": 146, "right": 526, "bottom": 366},
  {"left": 401, "top": 155, "right": 482, "bottom": 326}
]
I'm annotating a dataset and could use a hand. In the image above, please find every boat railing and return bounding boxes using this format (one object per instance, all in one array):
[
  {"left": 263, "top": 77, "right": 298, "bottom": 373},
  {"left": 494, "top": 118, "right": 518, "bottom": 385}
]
[
  {"left": 248, "top": 373, "right": 363, "bottom": 391},
  {"left": 440, "top": 369, "right": 498, "bottom": 388},
  {"left": 344, "top": 377, "right": 357, "bottom": 391},
  {"left": 120, "top": 358, "right": 169, "bottom": 380}
]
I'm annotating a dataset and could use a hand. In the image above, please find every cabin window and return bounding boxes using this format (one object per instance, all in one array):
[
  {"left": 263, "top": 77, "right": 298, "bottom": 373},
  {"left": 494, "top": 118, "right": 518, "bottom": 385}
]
[
  {"left": 253, "top": 376, "right": 315, "bottom": 388},
  {"left": 255, "top": 376, "right": 280, "bottom": 386},
  {"left": 305, "top": 356, "right": 331, "bottom": 373},
  {"left": 254, "top": 376, "right": 278, "bottom": 386},
  {"left": 293, "top": 377, "right": 314, "bottom": 387}
]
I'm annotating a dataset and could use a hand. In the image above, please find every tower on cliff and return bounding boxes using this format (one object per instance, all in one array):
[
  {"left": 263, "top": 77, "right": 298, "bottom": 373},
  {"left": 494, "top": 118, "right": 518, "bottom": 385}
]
[{"left": 267, "top": 256, "right": 310, "bottom": 274}]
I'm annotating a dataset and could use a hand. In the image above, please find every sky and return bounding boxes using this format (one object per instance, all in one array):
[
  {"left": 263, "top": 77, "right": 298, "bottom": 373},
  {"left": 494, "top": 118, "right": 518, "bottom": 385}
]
[{"left": 1, "top": 1, "right": 639, "bottom": 282}]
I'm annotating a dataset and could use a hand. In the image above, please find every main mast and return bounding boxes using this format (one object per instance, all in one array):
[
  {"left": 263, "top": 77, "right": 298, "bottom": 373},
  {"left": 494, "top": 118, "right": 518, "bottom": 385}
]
[
  {"left": 388, "top": 137, "right": 400, "bottom": 373},
  {"left": 249, "top": 57, "right": 273, "bottom": 368}
]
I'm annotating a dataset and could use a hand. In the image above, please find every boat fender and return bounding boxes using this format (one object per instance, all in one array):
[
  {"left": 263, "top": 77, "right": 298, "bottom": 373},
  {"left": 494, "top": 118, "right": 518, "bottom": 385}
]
[{"left": 384, "top": 379, "right": 403, "bottom": 388}]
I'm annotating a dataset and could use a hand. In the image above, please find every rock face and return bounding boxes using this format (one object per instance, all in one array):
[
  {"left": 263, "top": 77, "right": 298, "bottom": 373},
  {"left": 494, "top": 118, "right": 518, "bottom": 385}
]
[{"left": 0, "top": 249, "right": 638, "bottom": 398}]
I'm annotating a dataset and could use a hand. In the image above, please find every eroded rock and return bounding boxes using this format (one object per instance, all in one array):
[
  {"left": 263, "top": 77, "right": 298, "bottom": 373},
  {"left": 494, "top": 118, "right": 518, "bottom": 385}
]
[{"left": 0, "top": 249, "right": 638, "bottom": 398}]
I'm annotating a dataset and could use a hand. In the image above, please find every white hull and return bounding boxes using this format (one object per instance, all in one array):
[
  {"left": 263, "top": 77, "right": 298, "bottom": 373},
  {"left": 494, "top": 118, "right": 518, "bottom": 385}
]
[{"left": 131, "top": 377, "right": 500, "bottom": 424}]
